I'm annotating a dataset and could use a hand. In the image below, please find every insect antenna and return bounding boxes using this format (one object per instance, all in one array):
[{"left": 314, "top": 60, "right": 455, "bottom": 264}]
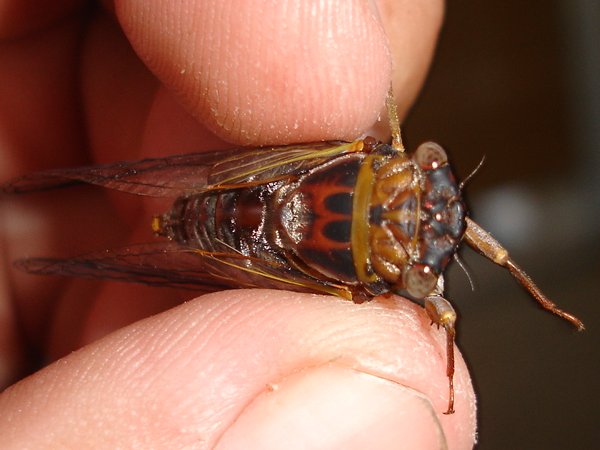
[
  {"left": 459, "top": 155, "right": 486, "bottom": 191},
  {"left": 453, "top": 253, "right": 476, "bottom": 292}
]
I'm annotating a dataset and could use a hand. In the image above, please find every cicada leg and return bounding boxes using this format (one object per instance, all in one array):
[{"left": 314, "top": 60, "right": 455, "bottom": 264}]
[
  {"left": 385, "top": 86, "right": 405, "bottom": 152},
  {"left": 424, "top": 295, "right": 457, "bottom": 415},
  {"left": 464, "top": 217, "right": 584, "bottom": 331}
]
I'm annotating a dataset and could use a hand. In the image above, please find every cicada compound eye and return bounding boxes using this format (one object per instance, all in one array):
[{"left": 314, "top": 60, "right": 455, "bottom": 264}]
[
  {"left": 414, "top": 142, "right": 448, "bottom": 170},
  {"left": 403, "top": 264, "right": 438, "bottom": 298}
]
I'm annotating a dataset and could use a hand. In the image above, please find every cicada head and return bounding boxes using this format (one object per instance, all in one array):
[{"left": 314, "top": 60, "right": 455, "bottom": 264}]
[{"left": 370, "top": 142, "right": 466, "bottom": 299}]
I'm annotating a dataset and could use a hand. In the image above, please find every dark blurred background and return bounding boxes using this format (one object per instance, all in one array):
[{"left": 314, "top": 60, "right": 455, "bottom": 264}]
[{"left": 404, "top": 2, "right": 599, "bottom": 449}]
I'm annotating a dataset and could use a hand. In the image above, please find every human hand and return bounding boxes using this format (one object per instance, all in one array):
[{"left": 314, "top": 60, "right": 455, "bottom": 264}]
[{"left": 0, "top": 1, "right": 476, "bottom": 448}]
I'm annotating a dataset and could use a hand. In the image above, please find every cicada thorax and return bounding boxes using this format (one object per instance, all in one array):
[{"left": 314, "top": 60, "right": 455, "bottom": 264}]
[
  {"left": 355, "top": 141, "right": 467, "bottom": 299},
  {"left": 274, "top": 140, "right": 466, "bottom": 300}
]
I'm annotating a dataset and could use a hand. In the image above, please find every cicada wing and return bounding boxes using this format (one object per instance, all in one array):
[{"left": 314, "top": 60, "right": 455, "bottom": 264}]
[
  {"left": 3, "top": 141, "right": 365, "bottom": 197},
  {"left": 15, "top": 242, "right": 229, "bottom": 291},
  {"left": 15, "top": 242, "right": 352, "bottom": 298},
  {"left": 208, "top": 140, "right": 365, "bottom": 186},
  {"left": 2, "top": 152, "right": 227, "bottom": 197}
]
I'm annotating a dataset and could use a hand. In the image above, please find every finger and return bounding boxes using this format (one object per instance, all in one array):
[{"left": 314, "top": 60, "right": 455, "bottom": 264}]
[
  {"left": 0, "top": 291, "right": 476, "bottom": 449},
  {"left": 78, "top": 0, "right": 445, "bottom": 234},
  {"left": 0, "top": 22, "right": 86, "bottom": 179},
  {"left": 0, "top": 0, "right": 83, "bottom": 39},
  {"left": 80, "top": 11, "right": 162, "bottom": 163},
  {"left": 0, "top": 11, "right": 92, "bottom": 385},
  {"left": 115, "top": 0, "right": 442, "bottom": 146},
  {"left": 3, "top": 9, "right": 169, "bottom": 358}
]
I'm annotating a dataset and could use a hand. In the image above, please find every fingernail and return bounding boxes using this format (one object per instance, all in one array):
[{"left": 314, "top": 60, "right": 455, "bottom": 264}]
[{"left": 216, "top": 365, "right": 447, "bottom": 450}]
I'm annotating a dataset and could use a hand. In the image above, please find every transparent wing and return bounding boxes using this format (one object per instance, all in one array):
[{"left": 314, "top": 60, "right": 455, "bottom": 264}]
[
  {"left": 16, "top": 242, "right": 225, "bottom": 291},
  {"left": 15, "top": 241, "right": 352, "bottom": 298},
  {"left": 3, "top": 141, "right": 365, "bottom": 197}
]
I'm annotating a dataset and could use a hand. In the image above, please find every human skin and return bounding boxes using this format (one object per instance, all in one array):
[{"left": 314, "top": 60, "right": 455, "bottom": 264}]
[{"left": 0, "top": 1, "right": 476, "bottom": 449}]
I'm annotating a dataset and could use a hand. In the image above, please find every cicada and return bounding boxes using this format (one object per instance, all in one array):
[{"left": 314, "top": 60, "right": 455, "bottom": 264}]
[{"left": 2, "top": 93, "right": 584, "bottom": 414}]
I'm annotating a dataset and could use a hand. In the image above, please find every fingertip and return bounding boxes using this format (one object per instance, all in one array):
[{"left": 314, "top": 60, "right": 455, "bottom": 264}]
[
  {"left": 0, "top": 290, "right": 476, "bottom": 448},
  {"left": 116, "top": 0, "right": 392, "bottom": 145}
]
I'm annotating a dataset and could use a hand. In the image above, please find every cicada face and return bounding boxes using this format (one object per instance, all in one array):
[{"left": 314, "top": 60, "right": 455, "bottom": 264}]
[{"left": 370, "top": 142, "right": 466, "bottom": 299}]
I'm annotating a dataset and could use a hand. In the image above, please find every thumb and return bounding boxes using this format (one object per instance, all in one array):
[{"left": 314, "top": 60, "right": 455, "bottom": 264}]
[{"left": 0, "top": 290, "right": 476, "bottom": 449}]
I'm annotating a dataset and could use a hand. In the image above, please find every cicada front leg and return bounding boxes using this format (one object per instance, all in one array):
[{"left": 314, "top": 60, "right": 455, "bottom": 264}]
[
  {"left": 424, "top": 295, "right": 457, "bottom": 415},
  {"left": 423, "top": 293, "right": 458, "bottom": 415}
]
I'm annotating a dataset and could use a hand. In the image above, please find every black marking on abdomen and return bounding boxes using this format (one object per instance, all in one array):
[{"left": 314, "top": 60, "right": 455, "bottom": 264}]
[
  {"left": 324, "top": 192, "right": 353, "bottom": 215},
  {"left": 323, "top": 220, "right": 352, "bottom": 243}
]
